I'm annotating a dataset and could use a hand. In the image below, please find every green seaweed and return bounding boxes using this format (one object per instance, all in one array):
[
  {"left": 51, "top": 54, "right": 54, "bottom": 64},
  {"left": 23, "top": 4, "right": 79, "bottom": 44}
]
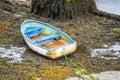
[
  {"left": 112, "top": 28, "right": 120, "bottom": 31},
  {"left": 65, "top": 55, "right": 100, "bottom": 80},
  {"left": 4, "top": 11, "right": 10, "bottom": 14},
  {"left": 14, "top": 14, "right": 23, "bottom": 18},
  {"left": 66, "top": 0, "right": 75, "bottom": 3},
  {"left": 89, "top": 74, "right": 100, "bottom": 80}
]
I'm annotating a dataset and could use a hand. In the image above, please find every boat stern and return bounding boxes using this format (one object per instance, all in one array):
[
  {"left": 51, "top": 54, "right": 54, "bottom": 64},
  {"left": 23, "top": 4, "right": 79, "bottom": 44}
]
[{"left": 46, "top": 43, "right": 77, "bottom": 59}]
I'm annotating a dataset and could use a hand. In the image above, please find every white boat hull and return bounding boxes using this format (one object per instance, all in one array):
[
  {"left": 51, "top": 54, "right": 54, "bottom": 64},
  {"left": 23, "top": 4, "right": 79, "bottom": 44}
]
[
  {"left": 24, "top": 36, "right": 77, "bottom": 59},
  {"left": 20, "top": 20, "right": 77, "bottom": 59}
]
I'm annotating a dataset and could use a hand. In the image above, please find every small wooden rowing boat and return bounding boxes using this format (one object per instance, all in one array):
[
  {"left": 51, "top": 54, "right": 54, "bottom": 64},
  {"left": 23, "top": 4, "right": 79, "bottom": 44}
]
[{"left": 20, "top": 20, "right": 77, "bottom": 59}]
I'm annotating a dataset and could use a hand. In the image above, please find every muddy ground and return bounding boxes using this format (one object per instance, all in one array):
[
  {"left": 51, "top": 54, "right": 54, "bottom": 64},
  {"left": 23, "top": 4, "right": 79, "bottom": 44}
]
[{"left": 0, "top": 1, "right": 120, "bottom": 80}]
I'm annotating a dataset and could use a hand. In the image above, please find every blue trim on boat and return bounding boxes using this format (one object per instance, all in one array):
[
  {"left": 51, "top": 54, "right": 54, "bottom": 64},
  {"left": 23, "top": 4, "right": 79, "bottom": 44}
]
[
  {"left": 32, "top": 34, "right": 59, "bottom": 43},
  {"left": 25, "top": 27, "right": 43, "bottom": 37},
  {"left": 20, "top": 19, "right": 76, "bottom": 50}
]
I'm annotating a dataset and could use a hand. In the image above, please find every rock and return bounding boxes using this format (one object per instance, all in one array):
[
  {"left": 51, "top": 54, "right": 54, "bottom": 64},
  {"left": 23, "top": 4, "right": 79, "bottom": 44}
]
[
  {"left": 65, "top": 77, "right": 84, "bottom": 80},
  {"left": 65, "top": 71, "right": 120, "bottom": 80},
  {"left": 83, "top": 71, "right": 120, "bottom": 80}
]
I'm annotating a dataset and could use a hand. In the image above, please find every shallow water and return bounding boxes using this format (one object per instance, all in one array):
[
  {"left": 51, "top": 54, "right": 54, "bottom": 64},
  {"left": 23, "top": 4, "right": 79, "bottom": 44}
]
[
  {"left": 91, "top": 42, "right": 120, "bottom": 59},
  {"left": 0, "top": 45, "right": 26, "bottom": 63},
  {"left": 96, "top": 0, "right": 120, "bottom": 15}
]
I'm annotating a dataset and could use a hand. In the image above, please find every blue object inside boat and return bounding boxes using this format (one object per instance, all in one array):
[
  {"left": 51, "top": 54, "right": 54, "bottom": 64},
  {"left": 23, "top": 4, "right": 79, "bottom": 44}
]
[
  {"left": 25, "top": 27, "right": 43, "bottom": 37},
  {"left": 33, "top": 34, "right": 59, "bottom": 43}
]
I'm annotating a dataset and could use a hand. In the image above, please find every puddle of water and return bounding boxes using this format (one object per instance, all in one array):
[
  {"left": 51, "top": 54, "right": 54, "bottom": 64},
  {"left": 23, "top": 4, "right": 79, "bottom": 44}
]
[
  {"left": 96, "top": 0, "right": 120, "bottom": 15},
  {"left": 91, "top": 43, "right": 120, "bottom": 59},
  {"left": 0, "top": 45, "right": 26, "bottom": 63}
]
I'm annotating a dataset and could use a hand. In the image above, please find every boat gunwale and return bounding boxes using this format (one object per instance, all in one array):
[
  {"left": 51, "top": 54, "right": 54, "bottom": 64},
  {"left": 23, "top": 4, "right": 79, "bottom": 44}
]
[{"left": 20, "top": 19, "right": 76, "bottom": 51}]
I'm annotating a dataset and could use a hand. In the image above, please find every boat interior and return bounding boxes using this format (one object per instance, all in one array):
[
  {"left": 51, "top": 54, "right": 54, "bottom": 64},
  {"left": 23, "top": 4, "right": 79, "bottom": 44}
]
[{"left": 25, "top": 27, "right": 68, "bottom": 48}]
